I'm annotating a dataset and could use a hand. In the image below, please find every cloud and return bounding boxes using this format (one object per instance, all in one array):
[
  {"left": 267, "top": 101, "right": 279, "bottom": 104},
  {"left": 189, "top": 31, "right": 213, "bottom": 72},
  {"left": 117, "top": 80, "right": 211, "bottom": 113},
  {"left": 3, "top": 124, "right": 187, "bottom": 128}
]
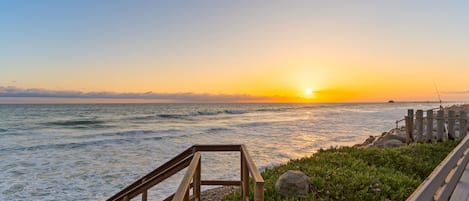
[{"left": 0, "top": 86, "right": 274, "bottom": 103}]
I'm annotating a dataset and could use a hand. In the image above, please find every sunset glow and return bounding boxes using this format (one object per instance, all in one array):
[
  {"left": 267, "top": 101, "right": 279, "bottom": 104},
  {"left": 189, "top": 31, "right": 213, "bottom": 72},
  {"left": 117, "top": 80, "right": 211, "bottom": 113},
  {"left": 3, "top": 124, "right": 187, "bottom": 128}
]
[{"left": 1, "top": 1, "right": 469, "bottom": 103}]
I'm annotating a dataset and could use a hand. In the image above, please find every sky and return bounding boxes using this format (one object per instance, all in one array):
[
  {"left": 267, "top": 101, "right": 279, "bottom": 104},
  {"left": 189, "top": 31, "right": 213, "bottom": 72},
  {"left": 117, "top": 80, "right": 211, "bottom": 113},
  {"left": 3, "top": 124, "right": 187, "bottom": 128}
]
[{"left": 1, "top": 1, "right": 469, "bottom": 103}]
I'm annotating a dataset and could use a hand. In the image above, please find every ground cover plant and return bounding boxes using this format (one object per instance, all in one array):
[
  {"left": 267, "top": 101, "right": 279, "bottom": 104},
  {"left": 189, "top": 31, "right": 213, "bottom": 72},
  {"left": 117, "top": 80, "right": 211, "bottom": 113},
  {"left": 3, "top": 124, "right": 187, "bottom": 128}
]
[{"left": 223, "top": 140, "right": 460, "bottom": 201}]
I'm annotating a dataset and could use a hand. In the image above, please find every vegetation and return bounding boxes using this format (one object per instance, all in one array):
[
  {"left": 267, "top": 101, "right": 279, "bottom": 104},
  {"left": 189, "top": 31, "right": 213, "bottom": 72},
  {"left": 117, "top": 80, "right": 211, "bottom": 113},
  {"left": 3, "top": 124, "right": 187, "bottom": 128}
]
[{"left": 223, "top": 140, "right": 460, "bottom": 201}]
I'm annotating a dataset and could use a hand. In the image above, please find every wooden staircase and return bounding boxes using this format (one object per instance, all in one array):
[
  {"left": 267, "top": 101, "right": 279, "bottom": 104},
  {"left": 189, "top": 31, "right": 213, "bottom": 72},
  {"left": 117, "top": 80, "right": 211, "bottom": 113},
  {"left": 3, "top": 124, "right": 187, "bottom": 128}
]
[{"left": 107, "top": 144, "right": 264, "bottom": 201}]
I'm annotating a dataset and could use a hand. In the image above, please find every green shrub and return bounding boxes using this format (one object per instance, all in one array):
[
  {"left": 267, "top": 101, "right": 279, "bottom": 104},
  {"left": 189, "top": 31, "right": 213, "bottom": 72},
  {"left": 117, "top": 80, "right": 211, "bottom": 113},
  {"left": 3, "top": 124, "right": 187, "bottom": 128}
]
[{"left": 223, "top": 140, "right": 460, "bottom": 201}]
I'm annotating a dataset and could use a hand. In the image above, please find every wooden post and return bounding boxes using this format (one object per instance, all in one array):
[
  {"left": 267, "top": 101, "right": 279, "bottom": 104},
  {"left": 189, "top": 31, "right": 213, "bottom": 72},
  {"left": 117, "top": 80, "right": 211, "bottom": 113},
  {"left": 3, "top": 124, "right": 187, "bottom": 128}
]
[
  {"left": 426, "top": 110, "right": 433, "bottom": 142},
  {"left": 142, "top": 178, "right": 148, "bottom": 201},
  {"left": 254, "top": 182, "right": 264, "bottom": 201},
  {"left": 240, "top": 152, "right": 249, "bottom": 200},
  {"left": 460, "top": 111, "right": 467, "bottom": 138},
  {"left": 408, "top": 109, "right": 414, "bottom": 117},
  {"left": 123, "top": 195, "right": 129, "bottom": 201},
  {"left": 405, "top": 116, "right": 414, "bottom": 144},
  {"left": 193, "top": 157, "right": 201, "bottom": 201},
  {"left": 447, "top": 110, "right": 456, "bottom": 140},
  {"left": 436, "top": 110, "right": 445, "bottom": 142},
  {"left": 415, "top": 110, "right": 424, "bottom": 142},
  {"left": 184, "top": 188, "right": 189, "bottom": 201}
]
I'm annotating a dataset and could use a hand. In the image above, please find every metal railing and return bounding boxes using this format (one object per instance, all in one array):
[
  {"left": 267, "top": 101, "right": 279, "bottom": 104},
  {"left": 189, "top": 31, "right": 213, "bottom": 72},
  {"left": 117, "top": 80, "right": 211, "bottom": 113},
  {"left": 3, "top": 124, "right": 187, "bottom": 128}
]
[{"left": 107, "top": 144, "right": 264, "bottom": 201}]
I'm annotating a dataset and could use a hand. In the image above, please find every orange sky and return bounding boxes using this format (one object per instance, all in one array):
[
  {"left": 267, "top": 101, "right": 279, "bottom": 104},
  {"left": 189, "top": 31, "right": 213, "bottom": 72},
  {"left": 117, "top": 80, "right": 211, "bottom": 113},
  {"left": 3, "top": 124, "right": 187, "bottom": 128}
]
[{"left": 1, "top": 1, "right": 469, "bottom": 103}]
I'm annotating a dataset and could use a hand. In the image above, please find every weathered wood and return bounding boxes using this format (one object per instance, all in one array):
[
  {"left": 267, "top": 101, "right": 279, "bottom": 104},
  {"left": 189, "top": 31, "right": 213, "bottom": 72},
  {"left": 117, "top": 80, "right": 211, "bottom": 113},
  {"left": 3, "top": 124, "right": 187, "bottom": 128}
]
[
  {"left": 193, "top": 144, "right": 241, "bottom": 152},
  {"left": 173, "top": 153, "right": 201, "bottom": 201},
  {"left": 241, "top": 152, "right": 249, "bottom": 200},
  {"left": 405, "top": 116, "right": 414, "bottom": 144},
  {"left": 406, "top": 135, "right": 469, "bottom": 201},
  {"left": 448, "top": 110, "right": 456, "bottom": 140},
  {"left": 437, "top": 142, "right": 469, "bottom": 201},
  {"left": 460, "top": 111, "right": 467, "bottom": 138},
  {"left": 108, "top": 147, "right": 193, "bottom": 201},
  {"left": 426, "top": 110, "right": 434, "bottom": 142},
  {"left": 415, "top": 110, "right": 424, "bottom": 142},
  {"left": 241, "top": 145, "right": 264, "bottom": 184},
  {"left": 449, "top": 166, "right": 469, "bottom": 201},
  {"left": 193, "top": 158, "right": 201, "bottom": 201},
  {"left": 108, "top": 144, "right": 264, "bottom": 201},
  {"left": 141, "top": 178, "right": 147, "bottom": 201},
  {"left": 116, "top": 155, "right": 195, "bottom": 201},
  {"left": 255, "top": 182, "right": 265, "bottom": 201},
  {"left": 241, "top": 145, "right": 264, "bottom": 201},
  {"left": 437, "top": 110, "right": 445, "bottom": 142},
  {"left": 200, "top": 180, "right": 240, "bottom": 186},
  {"left": 408, "top": 109, "right": 415, "bottom": 118}
]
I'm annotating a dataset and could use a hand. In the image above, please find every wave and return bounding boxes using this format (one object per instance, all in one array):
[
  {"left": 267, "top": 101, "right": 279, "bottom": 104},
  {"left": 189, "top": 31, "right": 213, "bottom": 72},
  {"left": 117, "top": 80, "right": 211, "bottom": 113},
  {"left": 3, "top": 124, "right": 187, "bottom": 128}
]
[
  {"left": 72, "top": 130, "right": 154, "bottom": 139},
  {"left": 44, "top": 119, "right": 105, "bottom": 126},
  {"left": 224, "top": 110, "right": 246, "bottom": 114},
  {"left": 145, "top": 110, "right": 248, "bottom": 120},
  {"left": 205, "top": 127, "right": 231, "bottom": 133},
  {"left": 0, "top": 134, "right": 182, "bottom": 152}
]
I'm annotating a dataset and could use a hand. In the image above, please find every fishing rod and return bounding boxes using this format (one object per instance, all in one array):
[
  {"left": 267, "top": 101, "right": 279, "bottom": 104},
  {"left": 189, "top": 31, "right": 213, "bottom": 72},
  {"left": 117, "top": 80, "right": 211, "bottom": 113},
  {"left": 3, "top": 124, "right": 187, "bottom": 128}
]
[{"left": 433, "top": 82, "right": 442, "bottom": 110}]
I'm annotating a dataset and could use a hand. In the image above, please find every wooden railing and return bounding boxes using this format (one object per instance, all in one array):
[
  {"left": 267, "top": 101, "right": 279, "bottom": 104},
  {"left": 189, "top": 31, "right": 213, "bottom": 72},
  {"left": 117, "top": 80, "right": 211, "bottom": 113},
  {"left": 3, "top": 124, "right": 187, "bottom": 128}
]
[
  {"left": 107, "top": 144, "right": 264, "bottom": 201},
  {"left": 407, "top": 135, "right": 469, "bottom": 201}
]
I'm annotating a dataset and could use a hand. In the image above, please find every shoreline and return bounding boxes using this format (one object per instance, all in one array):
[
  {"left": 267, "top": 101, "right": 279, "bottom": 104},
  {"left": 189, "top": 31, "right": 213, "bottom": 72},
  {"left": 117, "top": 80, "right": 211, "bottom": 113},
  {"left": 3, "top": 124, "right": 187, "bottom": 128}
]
[{"left": 355, "top": 104, "right": 469, "bottom": 148}]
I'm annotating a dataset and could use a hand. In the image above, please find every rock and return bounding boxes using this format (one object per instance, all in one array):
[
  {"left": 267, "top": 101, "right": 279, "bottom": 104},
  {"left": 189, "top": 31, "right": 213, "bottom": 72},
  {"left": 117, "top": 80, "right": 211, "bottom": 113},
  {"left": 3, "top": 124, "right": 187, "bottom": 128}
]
[
  {"left": 275, "top": 170, "right": 310, "bottom": 196},
  {"left": 372, "top": 133, "right": 406, "bottom": 147},
  {"left": 354, "top": 136, "right": 376, "bottom": 147},
  {"left": 382, "top": 139, "right": 404, "bottom": 147}
]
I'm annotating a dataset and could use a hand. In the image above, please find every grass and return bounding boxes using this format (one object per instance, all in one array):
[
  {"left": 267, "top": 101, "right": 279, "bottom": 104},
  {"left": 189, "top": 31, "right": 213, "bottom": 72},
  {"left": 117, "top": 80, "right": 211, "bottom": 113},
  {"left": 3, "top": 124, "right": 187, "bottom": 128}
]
[{"left": 223, "top": 140, "right": 460, "bottom": 201}]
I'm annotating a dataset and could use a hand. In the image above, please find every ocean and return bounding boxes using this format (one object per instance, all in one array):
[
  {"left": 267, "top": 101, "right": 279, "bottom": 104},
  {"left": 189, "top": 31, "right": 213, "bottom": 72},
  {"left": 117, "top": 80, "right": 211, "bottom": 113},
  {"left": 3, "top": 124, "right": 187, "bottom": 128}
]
[{"left": 0, "top": 102, "right": 442, "bottom": 200}]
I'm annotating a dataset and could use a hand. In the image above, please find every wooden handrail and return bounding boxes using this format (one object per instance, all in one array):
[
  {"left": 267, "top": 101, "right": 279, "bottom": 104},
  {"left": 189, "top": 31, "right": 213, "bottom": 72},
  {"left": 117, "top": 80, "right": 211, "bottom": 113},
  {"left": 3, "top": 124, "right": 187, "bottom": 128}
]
[
  {"left": 241, "top": 145, "right": 264, "bottom": 183},
  {"left": 407, "top": 135, "right": 469, "bottom": 201},
  {"left": 107, "top": 147, "right": 193, "bottom": 201},
  {"left": 172, "top": 152, "right": 201, "bottom": 201},
  {"left": 107, "top": 144, "right": 264, "bottom": 201},
  {"left": 111, "top": 154, "right": 195, "bottom": 201}
]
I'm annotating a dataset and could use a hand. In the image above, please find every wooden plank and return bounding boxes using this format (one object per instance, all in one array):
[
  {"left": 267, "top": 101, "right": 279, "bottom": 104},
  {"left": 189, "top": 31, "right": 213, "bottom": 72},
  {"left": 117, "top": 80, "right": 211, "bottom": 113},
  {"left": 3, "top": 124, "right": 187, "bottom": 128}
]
[
  {"left": 241, "top": 152, "right": 249, "bottom": 199},
  {"left": 173, "top": 153, "right": 201, "bottom": 201},
  {"left": 201, "top": 180, "right": 240, "bottom": 186},
  {"left": 449, "top": 166, "right": 469, "bottom": 201},
  {"left": 437, "top": 110, "right": 445, "bottom": 142},
  {"left": 241, "top": 145, "right": 264, "bottom": 183},
  {"left": 448, "top": 110, "right": 456, "bottom": 140},
  {"left": 193, "top": 159, "right": 201, "bottom": 201},
  {"left": 460, "top": 111, "right": 467, "bottom": 138},
  {"left": 438, "top": 151, "right": 469, "bottom": 201},
  {"left": 193, "top": 144, "right": 241, "bottom": 152},
  {"left": 426, "top": 110, "right": 434, "bottom": 142},
  {"left": 254, "top": 182, "right": 264, "bottom": 201},
  {"left": 407, "top": 135, "right": 469, "bottom": 201},
  {"left": 406, "top": 116, "right": 414, "bottom": 144},
  {"left": 416, "top": 110, "right": 424, "bottom": 142},
  {"left": 113, "top": 154, "right": 194, "bottom": 201},
  {"left": 141, "top": 178, "right": 147, "bottom": 201}
]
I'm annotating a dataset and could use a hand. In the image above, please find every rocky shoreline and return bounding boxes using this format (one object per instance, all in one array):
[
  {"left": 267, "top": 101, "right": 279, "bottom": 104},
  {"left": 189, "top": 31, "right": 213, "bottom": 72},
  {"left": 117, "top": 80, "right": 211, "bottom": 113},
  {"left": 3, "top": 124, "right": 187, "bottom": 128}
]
[{"left": 355, "top": 104, "right": 469, "bottom": 148}]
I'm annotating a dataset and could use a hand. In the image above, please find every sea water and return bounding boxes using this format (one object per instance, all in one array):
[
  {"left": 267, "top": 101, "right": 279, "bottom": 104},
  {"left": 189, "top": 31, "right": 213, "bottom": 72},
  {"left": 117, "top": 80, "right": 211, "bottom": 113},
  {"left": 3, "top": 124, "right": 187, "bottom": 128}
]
[{"left": 0, "top": 103, "right": 442, "bottom": 200}]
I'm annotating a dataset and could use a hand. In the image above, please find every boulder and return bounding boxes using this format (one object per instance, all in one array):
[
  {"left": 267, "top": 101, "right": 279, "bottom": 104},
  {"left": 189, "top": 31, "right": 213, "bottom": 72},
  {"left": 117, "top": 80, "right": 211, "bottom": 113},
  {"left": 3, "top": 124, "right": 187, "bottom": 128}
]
[
  {"left": 382, "top": 139, "right": 404, "bottom": 147},
  {"left": 373, "top": 134, "right": 406, "bottom": 147},
  {"left": 275, "top": 170, "right": 309, "bottom": 196}
]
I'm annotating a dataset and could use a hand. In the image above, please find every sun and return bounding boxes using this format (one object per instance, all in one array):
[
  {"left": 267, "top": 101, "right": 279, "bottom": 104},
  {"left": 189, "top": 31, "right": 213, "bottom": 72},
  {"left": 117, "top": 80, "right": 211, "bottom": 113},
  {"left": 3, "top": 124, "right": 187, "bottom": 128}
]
[{"left": 305, "top": 88, "right": 313, "bottom": 95}]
